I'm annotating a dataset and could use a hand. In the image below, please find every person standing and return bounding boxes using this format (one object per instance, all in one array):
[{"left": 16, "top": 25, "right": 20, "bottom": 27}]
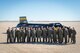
[
  {"left": 24, "top": 27, "right": 28, "bottom": 42},
  {"left": 11, "top": 27, "right": 15, "bottom": 43},
  {"left": 64, "top": 28, "right": 69, "bottom": 44},
  {"left": 52, "top": 27, "right": 57, "bottom": 43},
  {"left": 27, "top": 27, "right": 31, "bottom": 43},
  {"left": 36, "top": 27, "right": 42, "bottom": 42},
  {"left": 31, "top": 28, "right": 36, "bottom": 42},
  {"left": 47, "top": 27, "right": 52, "bottom": 43},
  {"left": 71, "top": 27, "right": 76, "bottom": 44},
  {"left": 67, "top": 27, "right": 72, "bottom": 43},
  {"left": 7, "top": 27, "right": 11, "bottom": 43},
  {"left": 46, "top": 26, "right": 49, "bottom": 42},
  {"left": 15, "top": 28, "right": 20, "bottom": 43},
  {"left": 17, "top": 28, "right": 21, "bottom": 43},
  {"left": 58, "top": 27, "right": 63, "bottom": 44},
  {"left": 42, "top": 27, "right": 47, "bottom": 43},
  {"left": 21, "top": 28, "right": 25, "bottom": 43}
]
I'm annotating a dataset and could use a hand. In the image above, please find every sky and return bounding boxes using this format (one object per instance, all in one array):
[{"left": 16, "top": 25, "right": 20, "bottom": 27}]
[{"left": 0, "top": 0, "right": 80, "bottom": 21}]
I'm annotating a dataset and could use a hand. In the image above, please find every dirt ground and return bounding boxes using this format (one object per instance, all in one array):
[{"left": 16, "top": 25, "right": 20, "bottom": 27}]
[{"left": 0, "top": 21, "right": 80, "bottom": 53}]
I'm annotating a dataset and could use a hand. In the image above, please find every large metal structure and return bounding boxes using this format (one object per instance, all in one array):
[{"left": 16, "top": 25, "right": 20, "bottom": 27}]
[{"left": 17, "top": 16, "right": 63, "bottom": 28}]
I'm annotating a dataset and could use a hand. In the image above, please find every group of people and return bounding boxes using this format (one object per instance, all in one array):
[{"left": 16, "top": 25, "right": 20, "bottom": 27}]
[{"left": 7, "top": 26, "right": 76, "bottom": 44}]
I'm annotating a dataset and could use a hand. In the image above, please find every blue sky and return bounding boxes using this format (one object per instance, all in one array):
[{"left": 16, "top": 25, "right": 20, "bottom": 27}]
[{"left": 0, "top": 0, "right": 80, "bottom": 21}]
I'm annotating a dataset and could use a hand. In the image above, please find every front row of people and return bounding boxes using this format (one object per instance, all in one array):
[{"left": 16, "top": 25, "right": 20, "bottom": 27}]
[{"left": 7, "top": 26, "right": 76, "bottom": 44}]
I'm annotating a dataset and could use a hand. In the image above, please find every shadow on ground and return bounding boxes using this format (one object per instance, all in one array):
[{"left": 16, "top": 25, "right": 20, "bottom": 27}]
[{"left": 0, "top": 42, "right": 74, "bottom": 46}]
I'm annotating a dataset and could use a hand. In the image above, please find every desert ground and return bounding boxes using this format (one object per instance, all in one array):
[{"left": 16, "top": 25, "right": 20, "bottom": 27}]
[{"left": 0, "top": 21, "right": 80, "bottom": 53}]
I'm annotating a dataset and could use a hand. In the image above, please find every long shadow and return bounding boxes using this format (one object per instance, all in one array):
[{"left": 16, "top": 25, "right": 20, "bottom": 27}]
[
  {"left": 2, "top": 32, "right": 7, "bottom": 34},
  {"left": 0, "top": 42, "right": 8, "bottom": 44},
  {"left": 0, "top": 42, "right": 72, "bottom": 46}
]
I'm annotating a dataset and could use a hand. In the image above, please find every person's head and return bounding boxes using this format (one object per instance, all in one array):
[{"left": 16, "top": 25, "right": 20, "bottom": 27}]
[
  {"left": 63, "top": 26, "right": 65, "bottom": 29},
  {"left": 15, "top": 27, "right": 17, "bottom": 30},
  {"left": 59, "top": 27, "right": 62, "bottom": 30},
  {"left": 8, "top": 27, "right": 11, "bottom": 31},
  {"left": 33, "top": 28, "right": 35, "bottom": 30},
  {"left": 57, "top": 27, "right": 60, "bottom": 29},
  {"left": 38, "top": 27, "right": 40, "bottom": 30},
  {"left": 69, "top": 26, "right": 71, "bottom": 28},
  {"left": 41, "top": 26, "right": 43, "bottom": 28},
  {"left": 35, "top": 27, "right": 36, "bottom": 30},
  {"left": 19, "top": 27, "right": 21, "bottom": 30},
  {"left": 65, "top": 28, "right": 68, "bottom": 30},
  {"left": 41, "top": 26, "right": 43, "bottom": 30},
  {"left": 30, "top": 27, "right": 32, "bottom": 30},
  {"left": 11, "top": 27, "right": 14, "bottom": 30},
  {"left": 26, "top": 27, "right": 28, "bottom": 29},
  {"left": 22, "top": 27, "right": 24, "bottom": 30},
  {"left": 47, "top": 26, "right": 49, "bottom": 29},
  {"left": 43, "top": 27, "right": 46, "bottom": 30},
  {"left": 52, "top": 26, "right": 54, "bottom": 28},
  {"left": 28, "top": 27, "right": 30, "bottom": 30},
  {"left": 17, "top": 28, "right": 19, "bottom": 30},
  {"left": 48, "top": 27, "right": 52, "bottom": 30}
]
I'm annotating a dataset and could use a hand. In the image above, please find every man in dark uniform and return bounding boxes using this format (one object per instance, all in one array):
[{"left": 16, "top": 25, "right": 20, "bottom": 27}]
[
  {"left": 62, "top": 26, "right": 65, "bottom": 38},
  {"left": 67, "top": 27, "right": 72, "bottom": 43},
  {"left": 11, "top": 27, "right": 15, "bottom": 43},
  {"left": 30, "top": 27, "right": 33, "bottom": 42},
  {"left": 18, "top": 28, "right": 21, "bottom": 43},
  {"left": 71, "top": 27, "right": 76, "bottom": 44},
  {"left": 26, "top": 27, "right": 31, "bottom": 43},
  {"left": 64, "top": 28, "right": 69, "bottom": 44},
  {"left": 15, "top": 28, "right": 20, "bottom": 43},
  {"left": 24, "top": 27, "right": 28, "bottom": 42},
  {"left": 52, "top": 27, "right": 57, "bottom": 43},
  {"left": 58, "top": 27, "right": 63, "bottom": 44},
  {"left": 42, "top": 27, "right": 47, "bottom": 43},
  {"left": 41, "top": 26, "right": 44, "bottom": 42},
  {"left": 31, "top": 28, "right": 36, "bottom": 42},
  {"left": 18, "top": 27, "right": 22, "bottom": 43},
  {"left": 46, "top": 26, "right": 49, "bottom": 42},
  {"left": 14, "top": 28, "right": 17, "bottom": 42},
  {"left": 36, "top": 27, "right": 42, "bottom": 42},
  {"left": 21, "top": 28, "right": 25, "bottom": 43},
  {"left": 7, "top": 27, "right": 11, "bottom": 43},
  {"left": 47, "top": 27, "right": 52, "bottom": 43}
]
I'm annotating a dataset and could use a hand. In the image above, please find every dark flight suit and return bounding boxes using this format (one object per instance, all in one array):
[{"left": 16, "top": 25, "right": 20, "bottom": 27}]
[
  {"left": 11, "top": 29, "right": 15, "bottom": 43},
  {"left": 46, "top": 28, "right": 48, "bottom": 42},
  {"left": 18, "top": 29, "right": 22, "bottom": 43},
  {"left": 21, "top": 29, "right": 25, "bottom": 43},
  {"left": 47, "top": 28, "right": 52, "bottom": 43},
  {"left": 18, "top": 30, "right": 21, "bottom": 43},
  {"left": 36, "top": 28, "right": 42, "bottom": 42},
  {"left": 7, "top": 29, "right": 11, "bottom": 43},
  {"left": 42, "top": 28, "right": 47, "bottom": 43},
  {"left": 30, "top": 29, "right": 33, "bottom": 42},
  {"left": 64, "top": 28, "right": 68, "bottom": 44},
  {"left": 62, "top": 28, "right": 65, "bottom": 38},
  {"left": 52, "top": 28, "right": 57, "bottom": 43},
  {"left": 25, "top": 29, "right": 28, "bottom": 42},
  {"left": 68, "top": 28, "right": 72, "bottom": 43},
  {"left": 58, "top": 28, "right": 63, "bottom": 44},
  {"left": 15, "top": 29, "right": 20, "bottom": 43},
  {"left": 14, "top": 29, "right": 17, "bottom": 42},
  {"left": 31, "top": 29, "right": 36, "bottom": 42},
  {"left": 27, "top": 29, "right": 31, "bottom": 43},
  {"left": 71, "top": 29, "right": 76, "bottom": 44}
]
